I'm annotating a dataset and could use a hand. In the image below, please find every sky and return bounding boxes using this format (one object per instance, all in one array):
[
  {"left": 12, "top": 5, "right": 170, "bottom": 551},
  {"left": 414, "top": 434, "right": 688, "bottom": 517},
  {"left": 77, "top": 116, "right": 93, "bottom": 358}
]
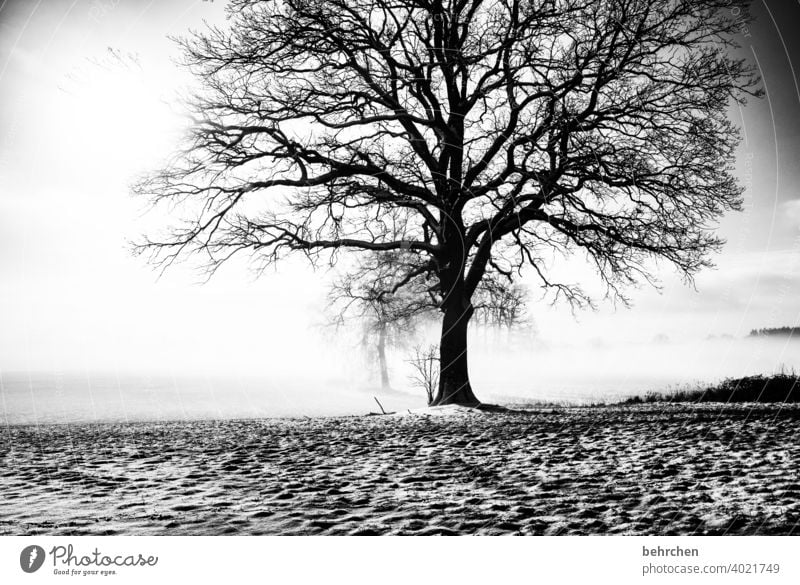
[{"left": 0, "top": 0, "right": 799, "bottom": 419}]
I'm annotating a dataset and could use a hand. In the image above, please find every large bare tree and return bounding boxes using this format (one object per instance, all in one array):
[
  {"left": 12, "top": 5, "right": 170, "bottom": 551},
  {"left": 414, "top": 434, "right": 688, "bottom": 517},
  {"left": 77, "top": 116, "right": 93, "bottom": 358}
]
[{"left": 135, "top": 0, "right": 760, "bottom": 405}]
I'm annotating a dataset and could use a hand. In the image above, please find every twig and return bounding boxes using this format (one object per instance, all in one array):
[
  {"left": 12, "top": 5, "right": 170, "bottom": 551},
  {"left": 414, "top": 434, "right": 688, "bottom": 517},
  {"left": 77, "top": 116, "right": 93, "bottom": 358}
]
[{"left": 373, "top": 396, "right": 387, "bottom": 415}]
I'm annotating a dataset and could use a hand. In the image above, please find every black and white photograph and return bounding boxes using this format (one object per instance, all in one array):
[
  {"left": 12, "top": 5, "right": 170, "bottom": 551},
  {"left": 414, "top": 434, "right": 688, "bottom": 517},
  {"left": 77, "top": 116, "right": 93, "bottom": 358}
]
[{"left": 1, "top": 0, "right": 799, "bottom": 577}]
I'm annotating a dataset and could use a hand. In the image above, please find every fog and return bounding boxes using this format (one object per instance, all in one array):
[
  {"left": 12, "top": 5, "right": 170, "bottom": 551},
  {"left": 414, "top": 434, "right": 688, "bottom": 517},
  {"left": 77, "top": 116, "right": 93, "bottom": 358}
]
[
  {"left": 470, "top": 334, "right": 800, "bottom": 404},
  {"left": 3, "top": 331, "right": 798, "bottom": 425}
]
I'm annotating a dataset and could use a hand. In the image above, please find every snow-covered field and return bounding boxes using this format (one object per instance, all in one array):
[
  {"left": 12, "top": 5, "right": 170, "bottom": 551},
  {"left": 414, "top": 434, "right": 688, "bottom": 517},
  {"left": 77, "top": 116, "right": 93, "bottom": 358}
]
[{"left": 1, "top": 404, "right": 798, "bottom": 535}]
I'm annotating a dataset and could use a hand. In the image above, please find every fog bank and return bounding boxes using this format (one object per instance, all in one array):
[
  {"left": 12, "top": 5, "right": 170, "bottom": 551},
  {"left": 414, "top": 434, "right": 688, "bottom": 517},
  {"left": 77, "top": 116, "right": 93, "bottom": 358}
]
[{"left": 3, "top": 335, "right": 798, "bottom": 424}]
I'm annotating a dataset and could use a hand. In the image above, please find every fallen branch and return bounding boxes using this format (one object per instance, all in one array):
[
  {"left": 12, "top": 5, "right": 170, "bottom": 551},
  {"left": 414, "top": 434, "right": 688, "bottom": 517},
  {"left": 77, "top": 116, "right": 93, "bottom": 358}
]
[{"left": 373, "top": 396, "right": 387, "bottom": 415}]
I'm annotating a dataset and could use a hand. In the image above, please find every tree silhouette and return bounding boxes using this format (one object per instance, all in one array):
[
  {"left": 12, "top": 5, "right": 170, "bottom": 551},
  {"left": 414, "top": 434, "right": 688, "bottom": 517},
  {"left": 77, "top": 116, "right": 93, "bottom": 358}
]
[{"left": 135, "top": 0, "right": 760, "bottom": 405}]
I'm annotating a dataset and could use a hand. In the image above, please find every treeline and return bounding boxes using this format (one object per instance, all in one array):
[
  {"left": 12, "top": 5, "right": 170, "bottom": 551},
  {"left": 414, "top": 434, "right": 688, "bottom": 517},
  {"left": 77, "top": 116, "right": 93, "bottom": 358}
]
[{"left": 748, "top": 327, "right": 800, "bottom": 338}]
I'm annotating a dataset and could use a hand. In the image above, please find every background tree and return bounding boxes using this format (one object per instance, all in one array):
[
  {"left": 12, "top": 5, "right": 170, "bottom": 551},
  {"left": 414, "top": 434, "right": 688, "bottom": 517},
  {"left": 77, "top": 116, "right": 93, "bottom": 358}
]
[
  {"left": 327, "top": 251, "right": 436, "bottom": 391},
  {"left": 327, "top": 250, "right": 531, "bottom": 392},
  {"left": 135, "top": 0, "right": 760, "bottom": 406}
]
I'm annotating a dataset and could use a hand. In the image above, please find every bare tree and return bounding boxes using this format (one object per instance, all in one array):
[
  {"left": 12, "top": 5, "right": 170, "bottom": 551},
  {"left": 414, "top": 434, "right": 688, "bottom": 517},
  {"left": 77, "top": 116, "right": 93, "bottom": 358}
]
[
  {"left": 409, "top": 344, "right": 440, "bottom": 405},
  {"left": 327, "top": 251, "right": 436, "bottom": 391},
  {"left": 471, "top": 276, "right": 530, "bottom": 331},
  {"left": 327, "top": 249, "right": 530, "bottom": 391},
  {"left": 135, "top": 0, "right": 760, "bottom": 405}
]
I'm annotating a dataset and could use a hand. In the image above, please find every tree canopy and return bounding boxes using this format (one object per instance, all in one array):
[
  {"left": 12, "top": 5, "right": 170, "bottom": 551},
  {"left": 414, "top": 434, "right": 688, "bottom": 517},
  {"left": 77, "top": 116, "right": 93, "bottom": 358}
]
[{"left": 135, "top": 0, "right": 760, "bottom": 405}]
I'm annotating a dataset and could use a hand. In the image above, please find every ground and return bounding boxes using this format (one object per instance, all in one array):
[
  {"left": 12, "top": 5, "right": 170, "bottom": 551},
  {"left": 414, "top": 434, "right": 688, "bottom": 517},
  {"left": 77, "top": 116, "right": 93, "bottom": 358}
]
[{"left": 1, "top": 404, "right": 798, "bottom": 535}]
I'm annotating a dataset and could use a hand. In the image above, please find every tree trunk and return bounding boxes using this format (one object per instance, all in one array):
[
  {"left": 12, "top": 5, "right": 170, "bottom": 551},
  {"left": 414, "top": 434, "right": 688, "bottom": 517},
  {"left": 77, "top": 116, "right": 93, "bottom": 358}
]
[
  {"left": 377, "top": 326, "right": 391, "bottom": 391},
  {"left": 431, "top": 299, "right": 480, "bottom": 406}
]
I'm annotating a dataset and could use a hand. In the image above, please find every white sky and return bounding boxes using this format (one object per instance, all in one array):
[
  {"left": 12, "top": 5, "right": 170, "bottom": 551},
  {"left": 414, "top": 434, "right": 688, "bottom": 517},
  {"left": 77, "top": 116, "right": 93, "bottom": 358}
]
[{"left": 0, "top": 0, "right": 798, "bottom": 398}]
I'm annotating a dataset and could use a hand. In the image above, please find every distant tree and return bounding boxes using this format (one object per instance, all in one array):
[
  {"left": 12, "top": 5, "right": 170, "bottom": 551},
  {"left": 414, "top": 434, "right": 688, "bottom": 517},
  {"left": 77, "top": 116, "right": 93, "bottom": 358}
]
[
  {"left": 748, "top": 327, "right": 800, "bottom": 339},
  {"left": 327, "top": 251, "right": 435, "bottom": 391},
  {"left": 327, "top": 250, "right": 530, "bottom": 391},
  {"left": 135, "top": 0, "right": 760, "bottom": 405},
  {"left": 471, "top": 276, "right": 530, "bottom": 330}
]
